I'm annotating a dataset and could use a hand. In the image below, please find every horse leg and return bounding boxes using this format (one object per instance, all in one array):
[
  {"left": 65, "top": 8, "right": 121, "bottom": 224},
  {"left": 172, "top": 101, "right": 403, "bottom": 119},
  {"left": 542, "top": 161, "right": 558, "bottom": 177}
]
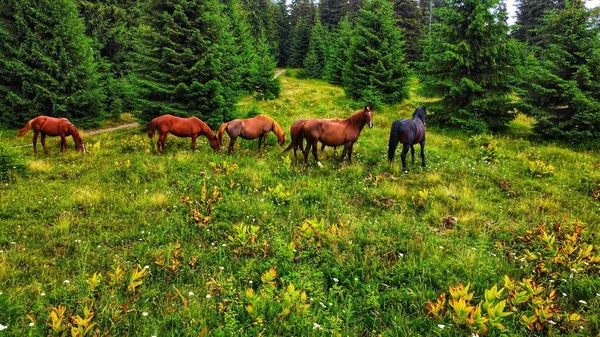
[
  {"left": 263, "top": 133, "right": 268, "bottom": 150},
  {"left": 33, "top": 131, "right": 39, "bottom": 154},
  {"left": 420, "top": 140, "right": 426, "bottom": 168},
  {"left": 60, "top": 135, "right": 67, "bottom": 152},
  {"left": 321, "top": 143, "right": 326, "bottom": 153},
  {"left": 228, "top": 136, "right": 236, "bottom": 155},
  {"left": 303, "top": 141, "right": 312, "bottom": 166},
  {"left": 311, "top": 141, "right": 322, "bottom": 167},
  {"left": 411, "top": 145, "right": 415, "bottom": 164},
  {"left": 41, "top": 134, "right": 48, "bottom": 154},
  {"left": 348, "top": 143, "right": 355, "bottom": 164},
  {"left": 257, "top": 135, "right": 263, "bottom": 151},
  {"left": 400, "top": 144, "right": 410, "bottom": 173},
  {"left": 157, "top": 133, "right": 167, "bottom": 154},
  {"left": 191, "top": 135, "right": 197, "bottom": 152},
  {"left": 340, "top": 143, "right": 349, "bottom": 166}
]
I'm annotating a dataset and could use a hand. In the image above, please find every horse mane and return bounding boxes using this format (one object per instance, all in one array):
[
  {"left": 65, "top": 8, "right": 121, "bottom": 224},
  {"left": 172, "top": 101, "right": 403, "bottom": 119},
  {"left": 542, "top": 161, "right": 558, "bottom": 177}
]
[
  {"left": 412, "top": 107, "right": 426, "bottom": 123},
  {"left": 271, "top": 119, "right": 285, "bottom": 143},
  {"left": 69, "top": 125, "right": 83, "bottom": 144},
  {"left": 347, "top": 107, "right": 369, "bottom": 126}
]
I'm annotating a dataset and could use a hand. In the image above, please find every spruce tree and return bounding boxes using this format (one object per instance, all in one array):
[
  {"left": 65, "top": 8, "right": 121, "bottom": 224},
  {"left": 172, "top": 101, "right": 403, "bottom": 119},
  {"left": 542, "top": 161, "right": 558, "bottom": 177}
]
[
  {"left": 320, "top": 0, "right": 346, "bottom": 30},
  {"left": 273, "top": 0, "right": 291, "bottom": 67},
  {"left": 394, "top": 0, "right": 424, "bottom": 64},
  {"left": 289, "top": 13, "right": 314, "bottom": 67},
  {"left": 418, "top": 0, "right": 518, "bottom": 132},
  {"left": 299, "top": 14, "right": 328, "bottom": 79},
  {"left": 518, "top": 0, "right": 600, "bottom": 140},
  {"left": 132, "top": 0, "right": 241, "bottom": 127},
  {"left": 514, "top": 0, "right": 564, "bottom": 45},
  {"left": 225, "top": 0, "right": 259, "bottom": 93},
  {"left": 343, "top": 0, "right": 409, "bottom": 106},
  {"left": 324, "top": 16, "right": 352, "bottom": 85},
  {"left": 0, "top": 0, "right": 103, "bottom": 127},
  {"left": 348, "top": 0, "right": 365, "bottom": 17},
  {"left": 254, "top": 37, "right": 281, "bottom": 100}
]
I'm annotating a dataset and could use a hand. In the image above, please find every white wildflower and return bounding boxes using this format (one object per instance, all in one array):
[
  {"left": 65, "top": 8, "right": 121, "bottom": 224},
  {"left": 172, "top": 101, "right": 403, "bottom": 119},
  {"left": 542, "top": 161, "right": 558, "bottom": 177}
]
[
  {"left": 29, "top": 322, "right": 34, "bottom": 327},
  {"left": 579, "top": 300, "right": 587, "bottom": 305},
  {"left": 188, "top": 291, "right": 194, "bottom": 296},
  {"left": 312, "top": 323, "right": 322, "bottom": 330},
  {"left": 63, "top": 280, "right": 70, "bottom": 284},
  {"left": 206, "top": 294, "right": 211, "bottom": 299},
  {"left": 438, "top": 324, "right": 445, "bottom": 330},
  {"left": 333, "top": 278, "right": 339, "bottom": 283},
  {"left": 40, "top": 292, "right": 45, "bottom": 296},
  {"left": 0, "top": 324, "right": 7, "bottom": 331},
  {"left": 548, "top": 320, "right": 556, "bottom": 325},
  {"left": 142, "top": 312, "right": 148, "bottom": 317}
]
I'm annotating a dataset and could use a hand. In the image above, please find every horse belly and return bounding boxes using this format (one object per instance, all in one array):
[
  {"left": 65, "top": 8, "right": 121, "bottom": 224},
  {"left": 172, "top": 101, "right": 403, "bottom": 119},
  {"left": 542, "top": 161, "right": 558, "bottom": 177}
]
[{"left": 319, "top": 126, "right": 347, "bottom": 146}]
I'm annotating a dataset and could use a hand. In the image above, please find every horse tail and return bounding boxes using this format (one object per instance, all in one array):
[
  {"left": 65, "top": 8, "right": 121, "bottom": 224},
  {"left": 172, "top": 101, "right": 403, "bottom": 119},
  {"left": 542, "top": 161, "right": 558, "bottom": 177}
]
[
  {"left": 17, "top": 119, "right": 33, "bottom": 137},
  {"left": 281, "top": 141, "right": 295, "bottom": 154},
  {"left": 217, "top": 123, "right": 228, "bottom": 146},
  {"left": 147, "top": 117, "right": 159, "bottom": 138},
  {"left": 388, "top": 121, "right": 401, "bottom": 162}
]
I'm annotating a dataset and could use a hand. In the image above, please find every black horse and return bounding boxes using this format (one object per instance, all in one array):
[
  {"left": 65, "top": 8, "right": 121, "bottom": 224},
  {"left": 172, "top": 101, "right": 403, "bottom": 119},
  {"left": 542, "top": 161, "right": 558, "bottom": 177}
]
[{"left": 388, "top": 107, "right": 426, "bottom": 173}]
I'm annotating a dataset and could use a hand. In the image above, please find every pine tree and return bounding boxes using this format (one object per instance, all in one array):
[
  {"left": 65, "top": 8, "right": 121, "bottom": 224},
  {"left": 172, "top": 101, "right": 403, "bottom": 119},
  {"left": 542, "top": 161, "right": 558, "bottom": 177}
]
[
  {"left": 132, "top": 0, "right": 241, "bottom": 127},
  {"left": 273, "top": 0, "right": 291, "bottom": 67},
  {"left": 299, "top": 14, "right": 328, "bottom": 79},
  {"left": 254, "top": 37, "right": 281, "bottom": 100},
  {"left": 419, "top": 0, "right": 448, "bottom": 28},
  {"left": 225, "top": 0, "right": 259, "bottom": 93},
  {"left": 324, "top": 16, "right": 352, "bottom": 85},
  {"left": 320, "top": 0, "right": 346, "bottom": 29},
  {"left": 343, "top": 0, "right": 409, "bottom": 106},
  {"left": 288, "top": 1, "right": 315, "bottom": 68},
  {"left": 514, "top": 0, "right": 564, "bottom": 45},
  {"left": 394, "top": 0, "right": 424, "bottom": 64},
  {"left": 0, "top": 0, "right": 103, "bottom": 127},
  {"left": 418, "top": 0, "right": 519, "bottom": 132},
  {"left": 348, "top": 0, "right": 365, "bottom": 17},
  {"left": 518, "top": 0, "right": 600, "bottom": 140}
]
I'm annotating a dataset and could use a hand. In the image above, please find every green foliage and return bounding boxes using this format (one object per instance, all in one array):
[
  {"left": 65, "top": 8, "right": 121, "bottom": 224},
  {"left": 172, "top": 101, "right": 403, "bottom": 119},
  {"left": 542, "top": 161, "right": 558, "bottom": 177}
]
[
  {"left": 470, "top": 134, "right": 500, "bottom": 164},
  {"left": 0, "top": 0, "right": 104, "bottom": 127},
  {"left": 288, "top": 3, "right": 314, "bottom": 68},
  {"left": 299, "top": 14, "right": 328, "bottom": 79},
  {"left": 253, "top": 38, "right": 281, "bottom": 100},
  {"left": 514, "top": 0, "right": 564, "bottom": 45},
  {"left": 132, "top": 0, "right": 241, "bottom": 128},
  {"left": 393, "top": 0, "right": 424, "bottom": 64},
  {"left": 419, "top": 0, "right": 519, "bottom": 133},
  {"left": 324, "top": 16, "right": 352, "bottom": 85},
  {"left": 119, "top": 135, "right": 150, "bottom": 154},
  {"left": 343, "top": 0, "right": 409, "bottom": 107},
  {"left": 517, "top": 2, "right": 600, "bottom": 140}
]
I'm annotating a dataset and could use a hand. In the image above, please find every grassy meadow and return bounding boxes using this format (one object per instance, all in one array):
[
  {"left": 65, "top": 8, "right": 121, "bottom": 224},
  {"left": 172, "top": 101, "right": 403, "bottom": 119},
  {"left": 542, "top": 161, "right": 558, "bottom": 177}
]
[{"left": 1, "top": 73, "right": 600, "bottom": 336}]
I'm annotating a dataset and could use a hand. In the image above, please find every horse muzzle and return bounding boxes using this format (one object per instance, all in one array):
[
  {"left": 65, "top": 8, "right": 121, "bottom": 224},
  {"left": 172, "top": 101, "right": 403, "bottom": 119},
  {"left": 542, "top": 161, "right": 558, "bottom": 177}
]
[{"left": 368, "top": 121, "right": 373, "bottom": 129}]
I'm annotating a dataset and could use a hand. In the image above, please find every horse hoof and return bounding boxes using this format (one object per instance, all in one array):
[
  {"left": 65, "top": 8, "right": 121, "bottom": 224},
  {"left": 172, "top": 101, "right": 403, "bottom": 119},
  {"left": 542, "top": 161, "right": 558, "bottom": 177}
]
[{"left": 317, "top": 162, "right": 324, "bottom": 168}]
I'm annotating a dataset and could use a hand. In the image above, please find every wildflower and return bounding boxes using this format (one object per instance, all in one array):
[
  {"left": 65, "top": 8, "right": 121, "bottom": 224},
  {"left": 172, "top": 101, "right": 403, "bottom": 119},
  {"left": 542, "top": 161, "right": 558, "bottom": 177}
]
[
  {"left": 319, "top": 302, "right": 326, "bottom": 309},
  {"left": 29, "top": 322, "right": 34, "bottom": 327},
  {"left": 313, "top": 322, "right": 322, "bottom": 330},
  {"left": 471, "top": 247, "right": 477, "bottom": 251},
  {"left": 579, "top": 300, "right": 587, "bottom": 305},
  {"left": 438, "top": 324, "right": 445, "bottom": 330},
  {"left": 354, "top": 277, "right": 358, "bottom": 281},
  {"left": 472, "top": 334, "right": 479, "bottom": 337},
  {"left": 333, "top": 278, "right": 339, "bottom": 283},
  {"left": 0, "top": 324, "right": 7, "bottom": 331},
  {"left": 40, "top": 292, "right": 45, "bottom": 296},
  {"left": 562, "top": 293, "right": 567, "bottom": 297},
  {"left": 249, "top": 281, "right": 253, "bottom": 284},
  {"left": 206, "top": 294, "right": 211, "bottom": 299},
  {"left": 439, "top": 246, "right": 444, "bottom": 249},
  {"left": 222, "top": 244, "right": 226, "bottom": 247},
  {"left": 219, "top": 266, "right": 224, "bottom": 270},
  {"left": 188, "top": 291, "right": 194, "bottom": 296},
  {"left": 398, "top": 252, "right": 404, "bottom": 258},
  {"left": 144, "top": 265, "right": 150, "bottom": 270},
  {"left": 63, "top": 280, "right": 70, "bottom": 284},
  {"left": 142, "top": 312, "right": 148, "bottom": 317},
  {"left": 548, "top": 320, "right": 556, "bottom": 325}
]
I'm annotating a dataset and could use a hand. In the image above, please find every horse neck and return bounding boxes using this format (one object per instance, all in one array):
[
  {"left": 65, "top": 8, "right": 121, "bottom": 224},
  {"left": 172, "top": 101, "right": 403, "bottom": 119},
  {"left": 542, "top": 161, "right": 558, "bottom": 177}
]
[
  {"left": 347, "top": 111, "right": 367, "bottom": 132},
  {"left": 200, "top": 122, "right": 215, "bottom": 139},
  {"left": 70, "top": 127, "right": 83, "bottom": 144},
  {"left": 271, "top": 120, "right": 284, "bottom": 140}
]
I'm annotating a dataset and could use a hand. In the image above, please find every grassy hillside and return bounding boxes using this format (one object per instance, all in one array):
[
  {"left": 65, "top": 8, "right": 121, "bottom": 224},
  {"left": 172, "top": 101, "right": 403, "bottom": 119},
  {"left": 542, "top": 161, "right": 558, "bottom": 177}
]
[{"left": 1, "top": 74, "right": 600, "bottom": 336}]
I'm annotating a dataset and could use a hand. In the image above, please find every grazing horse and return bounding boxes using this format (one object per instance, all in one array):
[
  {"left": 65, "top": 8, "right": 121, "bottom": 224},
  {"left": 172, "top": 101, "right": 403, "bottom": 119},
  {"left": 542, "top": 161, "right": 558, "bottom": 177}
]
[
  {"left": 147, "top": 114, "right": 220, "bottom": 154},
  {"left": 17, "top": 116, "right": 85, "bottom": 154},
  {"left": 388, "top": 107, "right": 426, "bottom": 173},
  {"left": 301, "top": 106, "right": 373, "bottom": 167},
  {"left": 283, "top": 119, "right": 338, "bottom": 160},
  {"left": 217, "top": 115, "right": 285, "bottom": 154}
]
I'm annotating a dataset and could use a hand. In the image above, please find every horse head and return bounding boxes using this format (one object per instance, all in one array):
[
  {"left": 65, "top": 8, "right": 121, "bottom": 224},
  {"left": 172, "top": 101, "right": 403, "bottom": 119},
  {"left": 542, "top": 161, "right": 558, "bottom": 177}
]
[
  {"left": 413, "top": 107, "right": 426, "bottom": 125},
  {"left": 70, "top": 125, "right": 85, "bottom": 152},
  {"left": 273, "top": 120, "right": 286, "bottom": 146},
  {"left": 209, "top": 135, "right": 221, "bottom": 152},
  {"left": 363, "top": 106, "right": 373, "bottom": 129}
]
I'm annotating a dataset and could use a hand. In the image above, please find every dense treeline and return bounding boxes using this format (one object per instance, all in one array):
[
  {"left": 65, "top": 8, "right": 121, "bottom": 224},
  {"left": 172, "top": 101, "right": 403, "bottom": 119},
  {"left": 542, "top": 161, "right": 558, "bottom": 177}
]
[{"left": 0, "top": 0, "right": 599, "bottom": 139}]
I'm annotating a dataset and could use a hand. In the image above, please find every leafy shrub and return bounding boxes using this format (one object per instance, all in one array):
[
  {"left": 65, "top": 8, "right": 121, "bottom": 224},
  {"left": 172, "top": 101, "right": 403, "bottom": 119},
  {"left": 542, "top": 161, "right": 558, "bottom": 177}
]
[
  {"left": 0, "top": 143, "right": 26, "bottom": 182},
  {"left": 470, "top": 134, "right": 499, "bottom": 164},
  {"left": 528, "top": 160, "right": 555, "bottom": 177}
]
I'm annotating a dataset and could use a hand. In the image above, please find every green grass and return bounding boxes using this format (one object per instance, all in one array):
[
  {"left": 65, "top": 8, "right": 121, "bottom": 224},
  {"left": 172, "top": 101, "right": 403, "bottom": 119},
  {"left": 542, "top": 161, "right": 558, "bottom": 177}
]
[{"left": 1, "top": 74, "right": 600, "bottom": 336}]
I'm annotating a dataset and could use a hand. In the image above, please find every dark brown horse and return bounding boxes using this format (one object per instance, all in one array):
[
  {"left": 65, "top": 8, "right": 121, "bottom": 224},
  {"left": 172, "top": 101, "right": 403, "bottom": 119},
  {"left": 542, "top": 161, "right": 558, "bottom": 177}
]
[
  {"left": 147, "top": 114, "right": 220, "bottom": 154},
  {"left": 301, "top": 106, "right": 373, "bottom": 167},
  {"left": 388, "top": 107, "right": 426, "bottom": 173},
  {"left": 283, "top": 119, "right": 338, "bottom": 160},
  {"left": 217, "top": 115, "right": 285, "bottom": 154},
  {"left": 17, "top": 116, "right": 85, "bottom": 154}
]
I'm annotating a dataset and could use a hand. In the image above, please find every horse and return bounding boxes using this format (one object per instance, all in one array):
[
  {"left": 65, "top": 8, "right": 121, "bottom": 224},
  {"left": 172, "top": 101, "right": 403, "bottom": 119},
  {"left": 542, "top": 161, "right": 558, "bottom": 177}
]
[
  {"left": 17, "top": 116, "right": 85, "bottom": 154},
  {"left": 388, "top": 107, "right": 426, "bottom": 173},
  {"left": 283, "top": 119, "right": 338, "bottom": 160},
  {"left": 217, "top": 115, "right": 285, "bottom": 155},
  {"left": 301, "top": 106, "right": 373, "bottom": 167},
  {"left": 146, "top": 114, "right": 220, "bottom": 154}
]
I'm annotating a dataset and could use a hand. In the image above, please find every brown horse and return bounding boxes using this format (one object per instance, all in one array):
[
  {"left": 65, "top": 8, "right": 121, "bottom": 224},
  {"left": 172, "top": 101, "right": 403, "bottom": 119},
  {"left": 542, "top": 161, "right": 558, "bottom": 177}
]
[
  {"left": 147, "top": 114, "right": 220, "bottom": 154},
  {"left": 283, "top": 119, "right": 338, "bottom": 160},
  {"left": 301, "top": 106, "right": 373, "bottom": 167},
  {"left": 217, "top": 115, "right": 285, "bottom": 154},
  {"left": 17, "top": 116, "right": 85, "bottom": 154}
]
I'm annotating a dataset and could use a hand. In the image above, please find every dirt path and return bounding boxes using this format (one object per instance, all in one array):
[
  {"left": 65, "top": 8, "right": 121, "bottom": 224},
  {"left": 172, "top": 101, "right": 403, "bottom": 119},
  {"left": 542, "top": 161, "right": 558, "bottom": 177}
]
[
  {"left": 274, "top": 69, "right": 286, "bottom": 79},
  {"left": 85, "top": 122, "right": 139, "bottom": 136}
]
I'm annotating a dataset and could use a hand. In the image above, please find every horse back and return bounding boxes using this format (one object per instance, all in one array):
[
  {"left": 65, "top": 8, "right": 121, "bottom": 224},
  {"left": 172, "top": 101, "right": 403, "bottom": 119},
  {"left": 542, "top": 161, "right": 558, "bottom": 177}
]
[{"left": 303, "top": 119, "right": 350, "bottom": 146}]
